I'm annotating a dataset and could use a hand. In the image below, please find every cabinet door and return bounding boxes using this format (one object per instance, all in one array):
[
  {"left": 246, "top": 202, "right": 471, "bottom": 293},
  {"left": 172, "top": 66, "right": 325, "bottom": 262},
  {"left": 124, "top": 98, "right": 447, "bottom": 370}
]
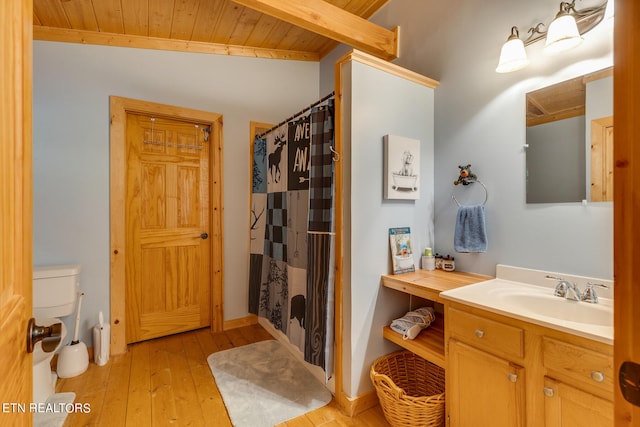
[
  {"left": 448, "top": 339, "right": 525, "bottom": 427},
  {"left": 543, "top": 377, "right": 613, "bottom": 427}
]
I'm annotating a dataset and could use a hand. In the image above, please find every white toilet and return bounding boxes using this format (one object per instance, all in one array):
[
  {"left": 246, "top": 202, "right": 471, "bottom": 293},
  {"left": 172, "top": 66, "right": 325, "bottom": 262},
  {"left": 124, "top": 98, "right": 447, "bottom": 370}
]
[{"left": 32, "top": 264, "right": 80, "bottom": 404}]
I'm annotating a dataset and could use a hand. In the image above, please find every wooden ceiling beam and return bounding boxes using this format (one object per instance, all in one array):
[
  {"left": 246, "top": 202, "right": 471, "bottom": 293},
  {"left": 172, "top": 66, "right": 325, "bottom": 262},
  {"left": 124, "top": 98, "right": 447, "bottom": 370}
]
[
  {"left": 231, "top": 0, "right": 399, "bottom": 60},
  {"left": 33, "top": 26, "right": 319, "bottom": 61}
]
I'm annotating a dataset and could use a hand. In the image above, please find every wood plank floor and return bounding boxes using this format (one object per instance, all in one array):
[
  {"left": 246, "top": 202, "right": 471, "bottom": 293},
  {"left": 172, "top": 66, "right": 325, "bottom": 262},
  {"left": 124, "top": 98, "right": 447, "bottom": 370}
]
[{"left": 55, "top": 324, "right": 390, "bottom": 426}]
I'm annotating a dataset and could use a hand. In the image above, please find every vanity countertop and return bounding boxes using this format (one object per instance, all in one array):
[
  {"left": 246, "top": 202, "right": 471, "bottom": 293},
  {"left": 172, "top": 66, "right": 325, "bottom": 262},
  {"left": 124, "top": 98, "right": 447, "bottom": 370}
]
[
  {"left": 440, "top": 277, "right": 613, "bottom": 344},
  {"left": 381, "top": 269, "right": 493, "bottom": 303}
]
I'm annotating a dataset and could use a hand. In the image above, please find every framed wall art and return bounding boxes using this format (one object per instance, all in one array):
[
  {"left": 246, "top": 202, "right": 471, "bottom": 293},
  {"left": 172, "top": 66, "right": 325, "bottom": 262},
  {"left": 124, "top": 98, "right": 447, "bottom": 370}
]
[{"left": 384, "top": 135, "right": 421, "bottom": 200}]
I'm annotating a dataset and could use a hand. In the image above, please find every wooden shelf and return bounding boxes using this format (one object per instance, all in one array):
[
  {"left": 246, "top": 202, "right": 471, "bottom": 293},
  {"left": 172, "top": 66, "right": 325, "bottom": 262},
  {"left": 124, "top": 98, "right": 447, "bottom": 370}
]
[
  {"left": 381, "top": 269, "right": 492, "bottom": 368},
  {"left": 383, "top": 312, "right": 445, "bottom": 368},
  {"left": 382, "top": 269, "right": 492, "bottom": 304}
]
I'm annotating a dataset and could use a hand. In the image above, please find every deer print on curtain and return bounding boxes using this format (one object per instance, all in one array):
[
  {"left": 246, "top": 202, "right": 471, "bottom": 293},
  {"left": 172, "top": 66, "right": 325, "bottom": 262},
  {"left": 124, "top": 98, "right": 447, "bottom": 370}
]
[{"left": 249, "top": 97, "right": 335, "bottom": 379}]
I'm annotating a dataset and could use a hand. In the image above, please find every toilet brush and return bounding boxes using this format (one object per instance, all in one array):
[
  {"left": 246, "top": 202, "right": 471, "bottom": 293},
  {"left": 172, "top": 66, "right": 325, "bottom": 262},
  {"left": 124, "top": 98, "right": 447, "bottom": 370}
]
[{"left": 57, "top": 292, "right": 89, "bottom": 378}]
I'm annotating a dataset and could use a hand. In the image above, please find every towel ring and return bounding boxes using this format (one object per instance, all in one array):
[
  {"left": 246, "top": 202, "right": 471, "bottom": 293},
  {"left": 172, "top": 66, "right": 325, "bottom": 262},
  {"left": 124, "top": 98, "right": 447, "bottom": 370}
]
[{"left": 452, "top": 180, "right": 488, "bottom": 207}]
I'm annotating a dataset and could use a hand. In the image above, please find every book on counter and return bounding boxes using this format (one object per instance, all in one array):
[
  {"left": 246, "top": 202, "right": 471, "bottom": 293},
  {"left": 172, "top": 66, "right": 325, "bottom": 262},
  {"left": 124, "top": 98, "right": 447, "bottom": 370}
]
[{"left": 389, "top": 227, "right": 416, "bottom": 274}]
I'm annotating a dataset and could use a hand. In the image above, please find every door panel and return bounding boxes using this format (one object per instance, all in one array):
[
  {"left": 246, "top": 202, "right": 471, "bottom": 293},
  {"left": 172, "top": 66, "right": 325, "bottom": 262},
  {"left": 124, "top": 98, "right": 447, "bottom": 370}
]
[
  {"left": 544, "top": 377, "right": 613, "bottom": 426},
  {"left": 615, "top": 1, "right": 640, "bottom": 424},
  {"left": 125, "top": 114, "right": 211, "bottom": 343},
  {"left": 590, "top": 116, "right": 613, "bottom": 202},
  {"left": 448, "top": 339, "right": 525, "bottom": 427},
  {"left": 0, "top": 0, "right": 33, "bottom": 423}
]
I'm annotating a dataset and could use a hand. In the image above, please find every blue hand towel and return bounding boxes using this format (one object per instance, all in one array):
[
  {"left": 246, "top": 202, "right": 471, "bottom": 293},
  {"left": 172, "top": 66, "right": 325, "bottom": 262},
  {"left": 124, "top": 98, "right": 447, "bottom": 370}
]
[{"left": 454, "top": 205, "right": 488, "bottom": 253}]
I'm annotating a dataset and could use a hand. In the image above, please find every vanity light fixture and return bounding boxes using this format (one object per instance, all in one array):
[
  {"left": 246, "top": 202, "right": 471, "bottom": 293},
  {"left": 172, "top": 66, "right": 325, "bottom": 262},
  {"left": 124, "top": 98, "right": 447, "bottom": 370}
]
[
  {"left": 496, "top": 27, "right": 530, "bottom": 73},
  {"left": 544, "top": 2, "right": 583, "bottom": 53},
  {"left": 496, "top": 0, "right": 609, "bottom": 73}
]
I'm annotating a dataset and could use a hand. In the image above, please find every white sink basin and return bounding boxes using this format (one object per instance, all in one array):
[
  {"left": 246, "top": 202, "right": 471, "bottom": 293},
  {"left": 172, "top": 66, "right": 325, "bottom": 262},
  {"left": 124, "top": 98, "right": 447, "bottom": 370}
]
[
  {"left": 495, "top": 290, "right": 612, "bottom": 327},
  {"left": 440, "top": 278, "right": 614, "bottom": 343}
]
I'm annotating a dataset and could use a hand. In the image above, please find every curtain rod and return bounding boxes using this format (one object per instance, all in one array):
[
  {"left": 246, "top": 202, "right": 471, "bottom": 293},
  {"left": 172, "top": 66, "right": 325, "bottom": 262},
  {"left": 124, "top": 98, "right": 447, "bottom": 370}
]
[{"left": 257, "top": 91, "right": 335, "bottom": 139}]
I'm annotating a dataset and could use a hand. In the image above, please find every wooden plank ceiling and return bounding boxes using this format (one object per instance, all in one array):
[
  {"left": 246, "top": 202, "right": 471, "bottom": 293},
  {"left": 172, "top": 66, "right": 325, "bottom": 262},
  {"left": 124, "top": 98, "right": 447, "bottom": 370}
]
[
  {"left": 32, "top": 0, "right": 396, "bottom": 61},
  {"left": 526, "top": 67, "right": 613, "bottom": 127}
]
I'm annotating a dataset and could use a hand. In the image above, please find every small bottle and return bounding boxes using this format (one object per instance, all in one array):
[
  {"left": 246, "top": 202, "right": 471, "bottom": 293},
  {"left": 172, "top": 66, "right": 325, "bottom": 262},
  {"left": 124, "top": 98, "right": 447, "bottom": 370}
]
[{"left": 434, "top": 253, "right": 443, "bottom": 269}]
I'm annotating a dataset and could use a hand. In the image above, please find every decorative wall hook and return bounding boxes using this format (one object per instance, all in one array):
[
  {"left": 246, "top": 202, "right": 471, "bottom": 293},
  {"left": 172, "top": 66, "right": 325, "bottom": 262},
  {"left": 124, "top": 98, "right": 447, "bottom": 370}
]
[
  {"left": 452, "top": 164, "right": 488, "bottom": 207},
  {"left": 453, "top": 164, "right": 478, "bottom": 186},
  {"left": 329, "top": 145, "right": 340, "bottom": 162}
]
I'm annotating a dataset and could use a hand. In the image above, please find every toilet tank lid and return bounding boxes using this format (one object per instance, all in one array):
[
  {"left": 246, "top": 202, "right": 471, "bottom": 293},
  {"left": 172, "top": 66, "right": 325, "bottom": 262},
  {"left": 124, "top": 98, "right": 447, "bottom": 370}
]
[{"left": 33, "top": 264, "right": 81, "bottom": 279}]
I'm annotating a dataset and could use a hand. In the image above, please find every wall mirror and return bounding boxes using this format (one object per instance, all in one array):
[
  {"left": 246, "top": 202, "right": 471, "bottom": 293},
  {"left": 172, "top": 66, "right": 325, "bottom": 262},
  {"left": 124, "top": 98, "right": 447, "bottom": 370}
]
[{"left": 525, "top": 67, "right": 613, "bottom": 203}]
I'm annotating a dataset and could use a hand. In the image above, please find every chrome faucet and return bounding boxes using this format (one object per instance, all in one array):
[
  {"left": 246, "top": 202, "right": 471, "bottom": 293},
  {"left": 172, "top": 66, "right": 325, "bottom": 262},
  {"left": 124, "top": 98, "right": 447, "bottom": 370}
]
[
  {"left": 564, "top": 281, "right": 583, "bottom": 301},
  {"left": 552, "top": 279, "right": 580, "bottom": 300},
  {"left": 547, "top": 275, "right": 608, "bottom": 303},
  {"left": 582, "top": 282, "right": 609, "bottom": 304}
]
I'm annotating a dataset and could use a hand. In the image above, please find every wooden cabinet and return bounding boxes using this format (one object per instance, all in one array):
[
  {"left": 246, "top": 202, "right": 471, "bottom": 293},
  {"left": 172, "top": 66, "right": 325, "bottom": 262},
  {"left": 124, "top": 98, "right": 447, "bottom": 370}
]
[
  {"left": 448, "top": 339, "right": 525, "bottom": 427},
  {"left": 543, "top": 377, "right": 613, "bottom": 427},
  {"left": 446, "top": 306, "right": 526, "bottom": 427},
  {"left": 444, "top": 301, "right": 613, "bottom": 427},
  {"left": 542, "top": 336, "right": 614, "bottom": 397},
  {"left": 448, "top": 306, "right": 524, "bottom": 360},
  {"left": 382, "top": 272, "right": 614, "bottom": 425},
  {"left": 542, "top": 336, "right": 614, "bottom": 427},
  {"left": 380, "top": 270, "right": 492, "bottom": 368}
]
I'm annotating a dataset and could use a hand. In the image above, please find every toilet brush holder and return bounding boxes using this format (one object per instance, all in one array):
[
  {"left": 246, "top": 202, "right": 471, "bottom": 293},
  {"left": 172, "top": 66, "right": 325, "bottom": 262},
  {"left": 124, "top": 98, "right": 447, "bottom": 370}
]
[
  {"left": 57, "top": 340, "right": 89, "bottom": 378},
  {"left": 57, "top": 291, "right": 89, "bottom": 378}
]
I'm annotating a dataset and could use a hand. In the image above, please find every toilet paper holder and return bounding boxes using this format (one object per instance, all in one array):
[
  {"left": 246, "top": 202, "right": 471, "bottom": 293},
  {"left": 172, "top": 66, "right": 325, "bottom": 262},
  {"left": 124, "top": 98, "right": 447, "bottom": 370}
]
[{"left": 26, "top": 318, "right": 62, "bottom": 353}]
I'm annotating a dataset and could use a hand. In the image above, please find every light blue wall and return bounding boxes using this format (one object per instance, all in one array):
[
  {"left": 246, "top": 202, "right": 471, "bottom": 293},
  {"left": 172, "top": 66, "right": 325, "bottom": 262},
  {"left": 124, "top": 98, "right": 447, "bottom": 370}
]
[
  {"left": 320, "top": 0, "right": 614, "bottom": 399},
  {"left": 341, "top": 59, "right": 436, "bottom": 396},
  {"left": 322, "top": 0, "right": 613, "bottom": 280},
  {"left": 33, "top": 41, "right": 319, "bottom": 346},
  {"left": 526, "top": 116, "right": 586, "bottom": 203},
  {"left": 585, "top": 76, "right": 614, "bottom": 200}
]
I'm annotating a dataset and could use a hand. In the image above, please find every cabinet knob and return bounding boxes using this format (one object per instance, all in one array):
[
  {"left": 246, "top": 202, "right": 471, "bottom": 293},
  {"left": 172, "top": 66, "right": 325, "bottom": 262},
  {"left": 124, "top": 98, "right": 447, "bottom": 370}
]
[
  {"left": 591, "top": 371, "right": 605, "bottom": 383},
  {"left": 543, "top": 387, "right": 555, "bottom": 397},
  {"left": 474, "top": 329, "right": 485, "bottom": 338},
  {"left": 507, "top": 373, "right": 518, "bottom": 383}
]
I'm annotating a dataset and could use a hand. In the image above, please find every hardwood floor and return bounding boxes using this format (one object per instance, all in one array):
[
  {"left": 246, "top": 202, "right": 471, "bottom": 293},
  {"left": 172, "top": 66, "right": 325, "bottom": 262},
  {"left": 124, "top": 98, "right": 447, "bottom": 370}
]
[{"left": 55, "top": 324, "right": 390, "bottom": 426}]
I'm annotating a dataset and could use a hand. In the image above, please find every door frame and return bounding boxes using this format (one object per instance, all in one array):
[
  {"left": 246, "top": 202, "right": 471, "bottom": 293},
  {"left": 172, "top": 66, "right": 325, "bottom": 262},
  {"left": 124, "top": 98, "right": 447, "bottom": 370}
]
[{"left": 109, "top": 96, "right": 224, "bottom": 355}]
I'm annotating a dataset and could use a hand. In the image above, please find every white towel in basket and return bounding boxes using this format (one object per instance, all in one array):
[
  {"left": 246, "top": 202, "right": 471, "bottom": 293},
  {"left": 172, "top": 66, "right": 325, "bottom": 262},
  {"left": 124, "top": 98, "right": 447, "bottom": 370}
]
[{"left": 390, "top": 307, "right": 435, "bottom": 340}]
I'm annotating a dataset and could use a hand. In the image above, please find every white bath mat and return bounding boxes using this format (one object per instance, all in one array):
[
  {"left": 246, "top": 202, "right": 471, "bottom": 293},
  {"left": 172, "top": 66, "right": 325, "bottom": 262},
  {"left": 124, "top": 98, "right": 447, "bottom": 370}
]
[
  {"left": 207, "top": 340, "right": 332, "bottom": 427},
  {"left": 33, "top": 392, "right": 76, "bottom": 427}
]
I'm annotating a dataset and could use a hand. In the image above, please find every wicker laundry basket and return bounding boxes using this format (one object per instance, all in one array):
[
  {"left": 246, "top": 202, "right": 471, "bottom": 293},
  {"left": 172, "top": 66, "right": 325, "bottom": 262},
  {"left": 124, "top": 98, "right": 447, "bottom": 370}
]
[{"left": 370, "top": 350, "right": 446, "bottom": 427}]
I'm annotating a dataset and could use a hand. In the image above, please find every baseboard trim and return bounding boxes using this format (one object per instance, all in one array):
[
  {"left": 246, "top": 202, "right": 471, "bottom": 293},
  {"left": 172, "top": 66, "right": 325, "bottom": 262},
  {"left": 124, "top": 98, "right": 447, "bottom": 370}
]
[
  {"left": 341, "top": 389, "right": 379, "bottom": 417},
  {"left": 223, "top": 314, "right": 258, "bottom": 330}
]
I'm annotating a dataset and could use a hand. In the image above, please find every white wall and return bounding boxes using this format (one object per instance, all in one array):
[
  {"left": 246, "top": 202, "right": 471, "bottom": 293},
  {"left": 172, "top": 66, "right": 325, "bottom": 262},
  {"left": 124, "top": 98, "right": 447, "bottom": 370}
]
[
  {"left": 33, "top": 41, "right": 319, "bottom": 345},
  {"left": 348, "top": 0, "right": 613, "bottom": 279},
  {"left": 341, "top": 58, "right": 435, "bottom": 396}
]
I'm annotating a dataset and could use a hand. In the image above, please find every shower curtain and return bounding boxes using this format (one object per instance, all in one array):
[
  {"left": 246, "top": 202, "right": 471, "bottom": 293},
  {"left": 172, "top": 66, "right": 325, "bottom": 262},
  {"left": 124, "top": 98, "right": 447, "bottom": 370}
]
[{"left": 249, "top": 98, "right": 335, "bottom": 379}]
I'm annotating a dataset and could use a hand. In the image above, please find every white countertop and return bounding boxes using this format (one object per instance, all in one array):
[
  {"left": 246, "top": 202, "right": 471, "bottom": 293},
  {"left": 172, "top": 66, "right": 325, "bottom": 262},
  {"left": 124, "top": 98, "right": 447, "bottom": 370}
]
[{"left": 440, "top": 270, "right": 613, "bottom": 345}]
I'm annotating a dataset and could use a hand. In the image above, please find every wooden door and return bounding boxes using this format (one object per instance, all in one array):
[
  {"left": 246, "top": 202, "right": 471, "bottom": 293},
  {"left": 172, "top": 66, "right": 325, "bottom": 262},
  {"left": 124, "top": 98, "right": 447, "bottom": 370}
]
[
  {"left": 448, "top": 339, "right": 525, "bottom": 427},
  {"left": 590, "top": 116, "right": 614, "bottom": 202},
  {"left": 0, "top": 0, "right": 33, "bottom": 423},
  {"left": 125, "top": 113, "right": 211, "bottom": 343},
  {"left": 615, "top": 0, "right": 640, "bottom": 425},
  {"left": 544, "top": 377, "right": 613, "bottom": 426}
]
